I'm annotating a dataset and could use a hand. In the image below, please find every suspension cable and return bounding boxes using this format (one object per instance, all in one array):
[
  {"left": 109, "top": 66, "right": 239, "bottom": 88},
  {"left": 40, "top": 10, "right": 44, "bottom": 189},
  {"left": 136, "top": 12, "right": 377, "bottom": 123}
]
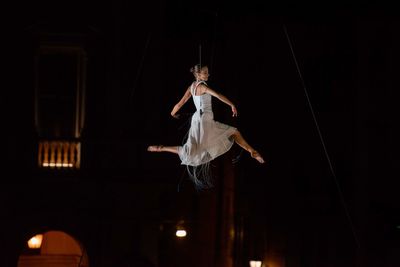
[{"left": 283, "top": 24, "right": 361, "bottom": 250}]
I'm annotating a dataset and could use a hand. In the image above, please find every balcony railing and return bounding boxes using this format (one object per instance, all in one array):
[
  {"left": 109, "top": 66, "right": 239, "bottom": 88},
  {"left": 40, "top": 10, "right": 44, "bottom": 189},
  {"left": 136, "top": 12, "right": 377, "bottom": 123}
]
[{"left": 38, "top": 140, "right": 81, "bottom": 169}]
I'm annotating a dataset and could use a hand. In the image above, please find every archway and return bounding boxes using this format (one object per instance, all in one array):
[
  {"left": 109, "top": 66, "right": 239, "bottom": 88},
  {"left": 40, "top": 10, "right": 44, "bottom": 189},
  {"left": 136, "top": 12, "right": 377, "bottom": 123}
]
[{"left": 18, "top": 230, "right": 89, "bottom": 267}]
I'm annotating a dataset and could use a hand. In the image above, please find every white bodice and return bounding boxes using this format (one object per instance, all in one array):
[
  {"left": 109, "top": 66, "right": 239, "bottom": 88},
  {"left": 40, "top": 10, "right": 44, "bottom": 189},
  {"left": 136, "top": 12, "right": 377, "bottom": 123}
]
[{"left": 190, "top": 81, "right": 212, "bottom": 113}]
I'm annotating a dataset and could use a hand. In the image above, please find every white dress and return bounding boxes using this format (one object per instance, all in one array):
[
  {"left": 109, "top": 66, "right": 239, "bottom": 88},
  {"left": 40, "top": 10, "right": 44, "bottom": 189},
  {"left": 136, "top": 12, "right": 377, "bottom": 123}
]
[{"left": 178, "top": 80, "right": 237, "bottom": 188}]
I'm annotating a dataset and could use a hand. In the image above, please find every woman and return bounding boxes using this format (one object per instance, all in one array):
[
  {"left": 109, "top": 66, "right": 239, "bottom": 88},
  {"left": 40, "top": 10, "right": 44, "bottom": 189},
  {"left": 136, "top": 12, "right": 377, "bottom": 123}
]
[{"left": 148, "top": 64, "right": 265, "bottom": 188}]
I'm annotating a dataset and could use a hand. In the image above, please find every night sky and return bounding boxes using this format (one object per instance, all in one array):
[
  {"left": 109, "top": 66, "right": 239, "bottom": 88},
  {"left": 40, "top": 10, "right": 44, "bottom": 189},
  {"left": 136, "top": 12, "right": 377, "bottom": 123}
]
[{"left": 3, "top": 1, "right": 400, "bottom": 267}]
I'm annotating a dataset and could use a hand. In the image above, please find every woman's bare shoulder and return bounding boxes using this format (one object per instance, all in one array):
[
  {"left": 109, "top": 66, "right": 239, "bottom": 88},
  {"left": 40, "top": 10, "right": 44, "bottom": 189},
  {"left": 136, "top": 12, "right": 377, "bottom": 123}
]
[{"left": 198, "top": 83, "right": 210, "bottom": 93}]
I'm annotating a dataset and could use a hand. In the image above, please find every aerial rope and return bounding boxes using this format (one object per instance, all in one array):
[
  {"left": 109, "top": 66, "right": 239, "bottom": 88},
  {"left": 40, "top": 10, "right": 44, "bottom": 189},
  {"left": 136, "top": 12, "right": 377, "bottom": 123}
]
[
  {"left": 129, "top": 32, "right": 152, "bottom": 105},
  {"left": 283, "top": 24, "right": 361, "bottom": 250},
  {"left": 177, "top": 11, "right": 225, "bottom": 191}
]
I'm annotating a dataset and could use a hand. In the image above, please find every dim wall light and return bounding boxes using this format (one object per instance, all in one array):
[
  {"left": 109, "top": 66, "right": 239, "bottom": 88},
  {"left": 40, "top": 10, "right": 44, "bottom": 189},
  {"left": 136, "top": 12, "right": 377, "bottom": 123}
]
[
  {"left": 27, "top": 234, "right": 43, "bottom": 249},
  {"left": 249, "top": 260, "right": 262, "bottom": 267},
  {"left": 176, "top": 229, "right": 187, "bottom": 238}
]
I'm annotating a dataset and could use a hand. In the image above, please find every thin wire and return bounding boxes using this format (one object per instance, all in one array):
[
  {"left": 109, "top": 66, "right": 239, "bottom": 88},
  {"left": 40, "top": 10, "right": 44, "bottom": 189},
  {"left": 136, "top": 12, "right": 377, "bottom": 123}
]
[
  {"left": 210, "top": 11, "right": 219, "bottom": 71},
  {"left": 199, "top": 44, "right": 202, "bottom": 68},
  {"left": 283, "top": 24, "right": 361, "bottom": 250}
]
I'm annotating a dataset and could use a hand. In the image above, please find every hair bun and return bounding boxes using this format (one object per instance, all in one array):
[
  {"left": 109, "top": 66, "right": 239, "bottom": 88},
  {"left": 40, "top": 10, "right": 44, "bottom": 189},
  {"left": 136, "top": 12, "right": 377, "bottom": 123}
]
[{"left": 190, "top": 64, "right": 202, "bottom": 74}]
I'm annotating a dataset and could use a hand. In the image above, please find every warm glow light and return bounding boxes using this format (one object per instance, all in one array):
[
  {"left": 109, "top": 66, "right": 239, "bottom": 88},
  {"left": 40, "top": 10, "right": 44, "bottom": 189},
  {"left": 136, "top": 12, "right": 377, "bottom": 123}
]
[
  {"left": 249, "top": 260, "right": 262, "bottom": 267},
  {"left": 176, "top": 230, "right": 187, "bottom": 237},
  {"left": 42, "top": 162, "right": 74, "bottom": 168},
  {"left": 27, "top": 234, "right": 43, "bottom": 249},
  {"left": 38, "top": 141, "right": 81, "bottom": 169}
]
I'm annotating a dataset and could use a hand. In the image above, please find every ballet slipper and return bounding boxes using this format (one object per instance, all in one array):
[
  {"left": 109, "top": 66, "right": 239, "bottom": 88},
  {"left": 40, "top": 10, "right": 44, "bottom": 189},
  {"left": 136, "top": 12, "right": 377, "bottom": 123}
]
[
  {"left": 147, "top": 145, "right": 164, "bottom": 152},
  {"left": 251, "top": 150, "right": 265, "bottom": 164}
]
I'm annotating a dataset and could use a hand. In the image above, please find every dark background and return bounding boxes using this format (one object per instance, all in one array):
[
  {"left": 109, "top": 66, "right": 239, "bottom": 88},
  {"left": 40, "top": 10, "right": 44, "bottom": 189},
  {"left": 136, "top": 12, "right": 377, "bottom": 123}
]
[{"left": 2, "top": 1, "right": 400, "bottom": 266}]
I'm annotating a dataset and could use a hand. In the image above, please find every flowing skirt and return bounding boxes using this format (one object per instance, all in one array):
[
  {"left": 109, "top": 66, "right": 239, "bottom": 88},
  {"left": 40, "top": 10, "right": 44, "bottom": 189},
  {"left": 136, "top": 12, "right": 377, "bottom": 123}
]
[{"left": 178, "top": 111, "right": 236, "bottom": 189}]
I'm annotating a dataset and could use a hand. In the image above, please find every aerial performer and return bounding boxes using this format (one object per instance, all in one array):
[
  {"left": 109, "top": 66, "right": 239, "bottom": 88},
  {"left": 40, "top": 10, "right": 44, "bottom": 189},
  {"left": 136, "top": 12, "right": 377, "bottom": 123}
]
[{"left": 148, "top": 64, "right": 265, "bottom": 189}]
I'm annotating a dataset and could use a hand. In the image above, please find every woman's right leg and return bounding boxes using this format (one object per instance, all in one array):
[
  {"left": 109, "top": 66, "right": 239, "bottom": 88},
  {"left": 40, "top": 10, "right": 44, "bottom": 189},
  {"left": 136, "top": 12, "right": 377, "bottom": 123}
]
[
  {"left": 147, "top": 145, "right": 180, "bottom": 154},
  {"left": 231, "top": 130, "right": 265, "bottom": 163}
]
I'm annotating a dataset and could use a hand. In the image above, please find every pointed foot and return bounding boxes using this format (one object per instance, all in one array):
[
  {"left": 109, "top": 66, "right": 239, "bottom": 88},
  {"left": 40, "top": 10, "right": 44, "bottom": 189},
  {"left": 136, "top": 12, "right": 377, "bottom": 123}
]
[
  {"left": 251, "top": 151, "right": 265, "bottom": 164},
  {"left": 147, "top": 145, "right": 164, "bottom": 152}
]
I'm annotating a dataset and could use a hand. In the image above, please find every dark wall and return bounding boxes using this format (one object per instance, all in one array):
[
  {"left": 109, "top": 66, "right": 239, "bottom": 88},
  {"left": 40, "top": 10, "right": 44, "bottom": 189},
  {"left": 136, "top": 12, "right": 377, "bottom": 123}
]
[{"left": 3, "top": 1, "right": 400, "bottom": 267}]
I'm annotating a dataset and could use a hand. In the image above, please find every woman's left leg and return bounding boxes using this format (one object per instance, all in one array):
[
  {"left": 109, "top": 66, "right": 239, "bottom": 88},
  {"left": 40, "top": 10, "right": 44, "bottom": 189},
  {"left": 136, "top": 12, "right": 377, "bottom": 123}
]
[{"left": 147, "top": 145, "right": 180, "bottom": 154}]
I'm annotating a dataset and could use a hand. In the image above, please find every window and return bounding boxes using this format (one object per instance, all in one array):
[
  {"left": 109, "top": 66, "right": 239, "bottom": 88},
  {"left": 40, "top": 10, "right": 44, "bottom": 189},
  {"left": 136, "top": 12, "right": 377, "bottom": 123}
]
[{"left": 35, "top": 45, "right": 86, "bottom": 169}]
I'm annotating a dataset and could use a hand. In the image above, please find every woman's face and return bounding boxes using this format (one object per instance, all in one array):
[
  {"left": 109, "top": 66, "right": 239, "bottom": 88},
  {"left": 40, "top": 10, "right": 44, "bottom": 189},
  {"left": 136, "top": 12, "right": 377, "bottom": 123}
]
[{"left": 197, "top": 67, "right": 209, "bottom": 81}]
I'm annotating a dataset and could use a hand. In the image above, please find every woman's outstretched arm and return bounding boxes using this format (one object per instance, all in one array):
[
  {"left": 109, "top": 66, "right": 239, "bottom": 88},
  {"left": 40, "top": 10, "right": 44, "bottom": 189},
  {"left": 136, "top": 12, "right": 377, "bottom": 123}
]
[
  {"left": 202, "top": 85, "right": 238, "bottom": 117},
  {"left": 170, "top": 87, "right": 192, "bottom": 118}
]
